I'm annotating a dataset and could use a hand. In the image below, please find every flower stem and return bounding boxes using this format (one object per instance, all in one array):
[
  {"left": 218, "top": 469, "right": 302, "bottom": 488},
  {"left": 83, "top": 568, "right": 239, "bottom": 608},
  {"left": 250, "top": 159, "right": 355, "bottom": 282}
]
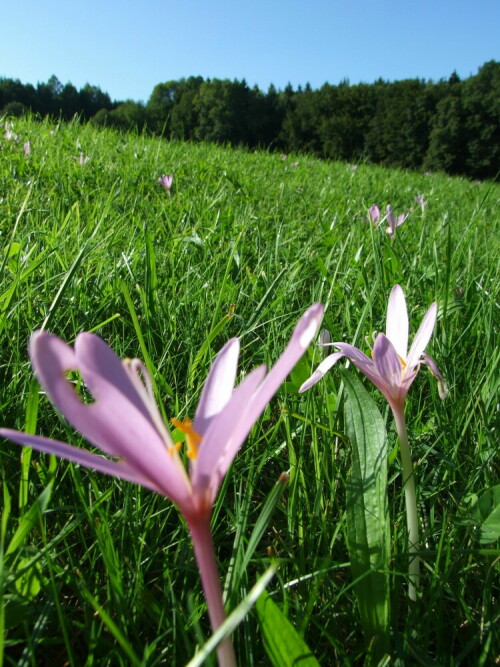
[
  {"left": 188, "top": 518, "right": 237, "bottom": 667},
  {"left": 392, "top": 406, "right": 419, "bottom": 601}
]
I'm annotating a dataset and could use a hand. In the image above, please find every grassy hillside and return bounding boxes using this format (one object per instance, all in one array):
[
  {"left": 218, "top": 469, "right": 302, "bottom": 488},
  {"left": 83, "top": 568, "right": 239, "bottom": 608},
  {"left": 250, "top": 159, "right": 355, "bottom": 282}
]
[{"left": 1, "top": 116, "right": 498, "bottom": 665}]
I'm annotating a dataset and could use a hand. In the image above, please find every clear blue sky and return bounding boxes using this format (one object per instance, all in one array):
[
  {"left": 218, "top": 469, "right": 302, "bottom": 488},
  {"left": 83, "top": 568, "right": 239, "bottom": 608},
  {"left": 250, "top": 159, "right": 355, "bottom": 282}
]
[{"left": 1, "top": 0, "right": 498, "bottom": 103}]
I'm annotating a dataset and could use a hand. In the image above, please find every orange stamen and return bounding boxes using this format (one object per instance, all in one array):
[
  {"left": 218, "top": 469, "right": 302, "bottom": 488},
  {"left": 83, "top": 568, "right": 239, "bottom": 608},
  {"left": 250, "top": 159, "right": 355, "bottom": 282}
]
[{"left": 170, "top": 417, "right": 202, "bottom": 459}]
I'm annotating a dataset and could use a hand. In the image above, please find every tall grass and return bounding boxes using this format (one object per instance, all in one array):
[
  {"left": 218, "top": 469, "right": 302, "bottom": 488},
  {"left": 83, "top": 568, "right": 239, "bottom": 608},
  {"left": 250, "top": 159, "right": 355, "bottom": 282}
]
[{"left": 1, "top": 116, "right": 498, "bottom": 665}]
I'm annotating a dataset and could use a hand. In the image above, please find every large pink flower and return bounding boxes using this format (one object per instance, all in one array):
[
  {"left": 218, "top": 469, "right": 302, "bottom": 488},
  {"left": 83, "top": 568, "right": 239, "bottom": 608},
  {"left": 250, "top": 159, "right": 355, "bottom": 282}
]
[
  {"left": 300, "top": 286, "right": 446, "bottom": 412},
  {"left": 1, "top": 304, "right": 323, "bottom": 523},
  {"left": 1, "top": 306, "right": 323, "bottom": 665}
]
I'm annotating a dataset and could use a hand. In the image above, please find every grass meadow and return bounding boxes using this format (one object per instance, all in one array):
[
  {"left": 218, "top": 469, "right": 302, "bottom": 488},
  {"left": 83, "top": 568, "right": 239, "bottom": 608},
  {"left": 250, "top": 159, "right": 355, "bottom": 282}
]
[{"left": 0, "top": 116, "right": 498, "bottom": 665}]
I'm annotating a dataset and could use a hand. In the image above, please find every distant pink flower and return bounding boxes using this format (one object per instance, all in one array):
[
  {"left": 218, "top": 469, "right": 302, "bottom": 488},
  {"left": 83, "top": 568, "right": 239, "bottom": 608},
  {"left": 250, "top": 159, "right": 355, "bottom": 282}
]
[
  {"left": 415, "top": 194, "right": 427, "bottom": 210},
  {"left": 349, "top": 164, "right": 358, "bottom": 171},
  {"left": 23, "top": 140, "right": 30, "bottom": 156},
  {"left": 78, "top": 152, "right": 90, "bottom": 165},
  {"left": 385, "top": 204, "right": 408, "bottom": 241},
  {"left": 158, "top": 174, "right": 173, "bottom": 191},
  {"left": 369, "top": 204, "right": 381, "bottom": 227},
  {"left": 290, "top": 161, "right": 299, "bottom": 167},
  {"left": 0, "top": 303, "right": 323, "bottom": 664},
  {"left": 280, "top": 154, "right": 287, "bottom": 161}
]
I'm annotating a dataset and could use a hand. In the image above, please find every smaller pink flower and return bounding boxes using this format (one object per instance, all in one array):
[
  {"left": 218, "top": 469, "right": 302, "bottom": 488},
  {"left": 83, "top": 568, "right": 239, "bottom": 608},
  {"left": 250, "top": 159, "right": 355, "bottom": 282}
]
[
  {"left": 158, "top": 174, "right": 173, "bottom": 191},
  {"left": 385, "top": 204, "right": 408, "bottom": 241},
  {"left": 415, "top": 194, "right": 427, "bottom": 210},
  {"left": 79, "top": 152, "right": 90, "bottom": 166},
  {"left": 24, "top": 141, "right": 31, "bottom": 156},
  {"left": 280, "top": 154, "right": 287, "bottom": 161},
  {"left": 300, "top": 285, "right": 447, "bottom": 413}
]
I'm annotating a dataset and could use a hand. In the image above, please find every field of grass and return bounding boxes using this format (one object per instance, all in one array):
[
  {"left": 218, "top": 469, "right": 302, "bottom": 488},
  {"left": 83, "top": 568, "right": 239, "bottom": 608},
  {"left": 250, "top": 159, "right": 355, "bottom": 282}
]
[{"left": 0, "top": 116, "right": 498, "bottom": 665}]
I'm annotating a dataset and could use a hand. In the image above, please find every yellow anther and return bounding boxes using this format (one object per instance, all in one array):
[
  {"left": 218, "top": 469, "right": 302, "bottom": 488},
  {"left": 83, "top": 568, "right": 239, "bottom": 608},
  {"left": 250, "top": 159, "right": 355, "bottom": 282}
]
[{"left": 170, "top": 417, "right": 202, "bottom": 460}]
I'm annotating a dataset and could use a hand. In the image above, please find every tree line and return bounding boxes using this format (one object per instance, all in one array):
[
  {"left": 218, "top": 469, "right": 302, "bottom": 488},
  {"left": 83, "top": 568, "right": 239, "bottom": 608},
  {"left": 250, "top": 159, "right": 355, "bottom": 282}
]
[{"left": 1, "top": 62, "right": 499, "bottom": 180}]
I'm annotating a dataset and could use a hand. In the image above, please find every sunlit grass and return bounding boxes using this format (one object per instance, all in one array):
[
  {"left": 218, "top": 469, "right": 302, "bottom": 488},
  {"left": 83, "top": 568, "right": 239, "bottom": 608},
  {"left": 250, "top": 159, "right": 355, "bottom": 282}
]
[{"left": 0, "top": 115, "right": 498, "bottom": 664}]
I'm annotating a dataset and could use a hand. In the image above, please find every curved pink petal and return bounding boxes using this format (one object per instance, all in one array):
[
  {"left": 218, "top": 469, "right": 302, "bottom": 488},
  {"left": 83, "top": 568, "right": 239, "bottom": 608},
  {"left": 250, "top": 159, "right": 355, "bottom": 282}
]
[
  {"left": 332, "top": 342, "right": 377, "bottom": 379},
  {"left": 194, "top": 338, "right": 240, "bottom": 435},
  {"left": 406, "top": 302, "right": 436, "bottom": 368},
  {"left": 396, "top": 213, "right": 408, "bottom": 228},
  {"left": 191, "top": 365, "right": 267, "bottom": 499},
  {"left": 0, "top": 429, "right": 163, "bottom": 494},
  {"left": 422, "top": 353, "right": 448, "bottom": 399},
  {"left": 299, "top": 352, "right": 344, "bottom": 392},
  {"left": 372, "top": 334, "right": 403, "bottom": 399},
  {"left": 386, "top": 285, "right": 408, "bottom": 360}
]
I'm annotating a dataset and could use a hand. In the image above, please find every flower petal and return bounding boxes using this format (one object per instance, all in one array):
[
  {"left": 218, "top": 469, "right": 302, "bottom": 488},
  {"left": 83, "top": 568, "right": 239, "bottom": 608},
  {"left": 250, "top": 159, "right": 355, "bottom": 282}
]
[
  {"left": 406, "top": 302, "right": 437, "bottom": 368},
  {"left": 386, "top": 285, "right": 408, "bottom": 360},
  {"left": 369, "top": 204, "right": 380, "bottom": 226},
  {"left": 421, "top": 353, "right": 448, "bottom": 399},
  {"left": 191, "top": 365, "right": 267, "bottom": 498},
  {"left": 372, "top": 334, "right": 404, "bottom": 399},
  {"left": 194, "top": 338, "right": 240, "bottom": 435},
  {"left": 299, "top": 352, "right": 344, "bottom": 392},
  {"left": 396, "top": 213, "right": 408, "bottom": 228},
  {"left": 0, "top": 429, "right": 163, "bottom": 494}
]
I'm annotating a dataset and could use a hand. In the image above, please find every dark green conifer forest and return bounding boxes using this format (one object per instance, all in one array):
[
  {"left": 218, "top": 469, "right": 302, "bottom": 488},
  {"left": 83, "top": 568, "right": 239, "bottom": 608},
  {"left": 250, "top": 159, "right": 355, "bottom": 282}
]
[{"left": 1, "top": 61, "right": 499, "bottom": 179}]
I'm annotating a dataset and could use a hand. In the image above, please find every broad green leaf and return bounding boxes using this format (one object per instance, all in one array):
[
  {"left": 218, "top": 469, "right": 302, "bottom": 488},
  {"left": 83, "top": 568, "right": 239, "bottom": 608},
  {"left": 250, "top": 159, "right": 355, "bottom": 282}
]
[
  {"left": 256, "top": 591, "right": 320, "bottom": 667},
  {"left": 342, "top": 369, "right": 390, "bottom": 657},
  {"left": 477, "top": 485, "right": 500, "bottom": 544}
]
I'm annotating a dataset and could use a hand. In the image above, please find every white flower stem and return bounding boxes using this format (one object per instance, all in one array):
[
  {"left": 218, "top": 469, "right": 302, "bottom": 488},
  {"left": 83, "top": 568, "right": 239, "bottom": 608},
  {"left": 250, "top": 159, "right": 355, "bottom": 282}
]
[
  {"left": 392, "top": 406, "right": 419, "bottom": 602},
  {"left": 188, "top": 519, "right": 237, "bottom": 667}
]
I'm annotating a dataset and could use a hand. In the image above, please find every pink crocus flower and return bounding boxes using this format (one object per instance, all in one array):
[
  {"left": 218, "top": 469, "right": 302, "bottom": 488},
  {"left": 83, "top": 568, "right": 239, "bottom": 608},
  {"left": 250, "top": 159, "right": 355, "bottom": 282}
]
[
  {"left": 385, "top": 205, "right": 408, "bottom": 241},
  {"left": 300, "top": 285, "right": 446, "bottom": 410},
  {"left": 23, "top": 140, "right": 31, "bottom": 156},
  {"left": 158, "top": 173, "right": 173, "bottom": 191},
  {"left": 369, "top": 204, "right": 381, "bottom": 227},
  {"left": 0, "top": 303, "right": 323, "bottom": 666},
  {"left": 299, "top": 286, "right": 446, "bottom": 601},
  {"left": 279, "top": 153, "right": 287, "bottom": 161}
]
